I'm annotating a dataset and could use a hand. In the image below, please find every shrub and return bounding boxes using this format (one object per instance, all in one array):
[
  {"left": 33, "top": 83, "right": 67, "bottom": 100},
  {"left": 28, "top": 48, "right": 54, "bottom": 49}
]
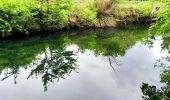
[
  {"left": 73, "top": 0, "right": 97, "bottom": 25},
  {"left": 150, "top": 0, "right": 170, "bottom": 37},
  {"left": 0, "top": 0, "right": 39, "bottom": 36},
  {"left": 41, "top": 0, "right": 73, "bottom": 30},
  {"left": 0, "top": 0, "right": 73, "bottom": 37}
]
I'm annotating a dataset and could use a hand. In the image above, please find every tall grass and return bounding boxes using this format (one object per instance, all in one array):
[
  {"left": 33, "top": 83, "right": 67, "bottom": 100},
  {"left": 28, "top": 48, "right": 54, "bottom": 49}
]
[
  {"left": 111, "top": 1, "right": 164, "bottom": 21},
  {"left": 96, "top": 0, "right": 113, "bottom": 16}
]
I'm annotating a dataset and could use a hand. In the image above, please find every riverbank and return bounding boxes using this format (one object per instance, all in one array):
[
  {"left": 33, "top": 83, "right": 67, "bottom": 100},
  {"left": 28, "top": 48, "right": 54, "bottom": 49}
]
[
  {"left": 71, "top": 1, "right": 164, "bottom": 27},
  {"left": 0, "top": 0, "right": 164, "bottom": 37}
]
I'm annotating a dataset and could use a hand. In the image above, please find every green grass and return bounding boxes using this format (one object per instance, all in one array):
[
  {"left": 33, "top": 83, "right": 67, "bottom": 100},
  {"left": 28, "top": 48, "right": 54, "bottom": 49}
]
[{"left": 111, "top": 1, "right": 165, "bottom": 21}]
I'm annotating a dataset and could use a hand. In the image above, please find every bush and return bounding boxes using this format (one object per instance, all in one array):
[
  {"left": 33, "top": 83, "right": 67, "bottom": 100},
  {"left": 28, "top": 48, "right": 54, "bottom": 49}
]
[
  {"left": 0, "top": 0, "right": 73, "bottom": 37},
  {"left": 41, "top": 0, "right": 73, "bottom": 29},
  {"left": 150, "top": 0, "right": 170, "bottom": 37},
  {"left": 73, "top": 0, "right": 97, "bottom": 25},
  {"left": 0, "top": 0, "right": 39, "bottom": 36}
]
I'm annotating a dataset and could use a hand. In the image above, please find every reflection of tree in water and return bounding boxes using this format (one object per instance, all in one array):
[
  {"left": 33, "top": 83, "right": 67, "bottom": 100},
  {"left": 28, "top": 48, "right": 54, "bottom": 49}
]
[
  {"left": 108, "top": 56, "right": 121, "bottom": 71},
  {"left": 1, "top": 69, "right": 18, "bottom": 84},
  {"left": 67, "top": 26, "right": 149, "bottom": 71},
  {"left": 0, "top": 35, "right": 78, "bottom": 91},
  {"left": 141, "top": 65, "right": 170, "bottom": 100},
  {"left": 141, "top": 37, "right": 170, "bottom": 100},
  {"left": 0, "top": 25, "right": 150, "bottom": 91},
  {"left": 28, "top": 47, "right": 77, "bottom": 91}
]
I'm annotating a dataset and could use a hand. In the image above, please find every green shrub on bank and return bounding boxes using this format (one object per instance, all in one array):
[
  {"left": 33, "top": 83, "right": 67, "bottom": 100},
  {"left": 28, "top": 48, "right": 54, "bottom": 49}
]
[
  {"left": 73, "top": 0, "right": 97, "bottom": 25},
  {"left": 0, "top": 0, "right": 73, "bottom": 37},
  {"left": 41, "top": 0, "right": 73, "bottom": 29},
  {"left": 0, "top": 0, "right": 39, "bottom": 36},
  {"left": 150, "top": 0, "right": 170, "bottom": 37},
  {"left": 0, "top": 0, "right": 166, "bottom": 37}
]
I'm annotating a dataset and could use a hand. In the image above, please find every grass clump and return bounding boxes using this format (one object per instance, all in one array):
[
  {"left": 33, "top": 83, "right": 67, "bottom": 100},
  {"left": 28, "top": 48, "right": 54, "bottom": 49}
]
[{"left": 112, "top": 1, "right": 164, "bottom": 22}]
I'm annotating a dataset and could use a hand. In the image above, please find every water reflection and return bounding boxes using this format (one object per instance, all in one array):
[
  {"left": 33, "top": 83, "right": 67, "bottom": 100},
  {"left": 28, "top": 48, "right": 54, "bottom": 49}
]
[
  {"left": 0, "top": 35, "right": 78, "bottom": 91},
  {"left": 67, "top": 26, "right": 149, "bottom": 56},
  {"left": 28, "top": 47, "right": 77, "bottom": 91},
  {"left": 141, "top": 36, "right": 170, "bottom": 100},
  {"left": 0, "top": 25, "right": 168, "bottom": 100}
]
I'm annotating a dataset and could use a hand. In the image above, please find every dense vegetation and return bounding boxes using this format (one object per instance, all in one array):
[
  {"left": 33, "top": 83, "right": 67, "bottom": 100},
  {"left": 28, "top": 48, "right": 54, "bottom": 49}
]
[
  {"left": 0, "top": 0, "right": 73, "bottom": 37},
  {"left": 150, "top": 0, "right": 170, "bottom": 37},
  {"left": 0, "top": 0, "right": 166, "bottom": 37}
]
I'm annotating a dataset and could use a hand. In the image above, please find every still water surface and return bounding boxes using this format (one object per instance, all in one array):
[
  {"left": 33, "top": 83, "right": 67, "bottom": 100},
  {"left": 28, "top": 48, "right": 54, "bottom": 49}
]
[{"left": 0, "top": 26, "right": 168, "bottom": 100}]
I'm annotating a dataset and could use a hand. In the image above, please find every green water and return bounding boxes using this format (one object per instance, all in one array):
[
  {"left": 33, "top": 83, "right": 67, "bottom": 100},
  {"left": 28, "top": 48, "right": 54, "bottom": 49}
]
[{"left": 0, "top": 26, "right": 169, "bottom": 100}]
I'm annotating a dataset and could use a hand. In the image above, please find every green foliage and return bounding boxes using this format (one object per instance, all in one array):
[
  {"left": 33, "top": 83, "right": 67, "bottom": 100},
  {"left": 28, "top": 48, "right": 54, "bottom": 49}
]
[
  {"left": 41, "top": 0, "right": 73, "bottom": 29},
  {"left": 0, "top": 0, "right": 73, "bottom": 37},
  {"left": 112, "top": 1, "right": 163, "bottom": 21},
  {"left": 0, "top": 0, "right": 167, "bottom": 37},
  {"left": 150, "top": 1, "right": 170, "bottom": 37},
  {"left": 73, "top": 0, "right": 97, "bottom": 24},
  {"left": 0, "top": 0, "right": 39, "bottom": 36},
  {"left": 0, "top": 18, "right": 12, "bottom": 37}
]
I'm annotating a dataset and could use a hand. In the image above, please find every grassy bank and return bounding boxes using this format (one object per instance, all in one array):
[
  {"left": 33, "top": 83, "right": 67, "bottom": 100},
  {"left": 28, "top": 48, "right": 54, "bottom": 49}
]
[
  {"left": 95, "top": 0, "right": 164, "bottom": 27},
  {"left": 0, "top": 0, "right": 165, "bottom": 37}
]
